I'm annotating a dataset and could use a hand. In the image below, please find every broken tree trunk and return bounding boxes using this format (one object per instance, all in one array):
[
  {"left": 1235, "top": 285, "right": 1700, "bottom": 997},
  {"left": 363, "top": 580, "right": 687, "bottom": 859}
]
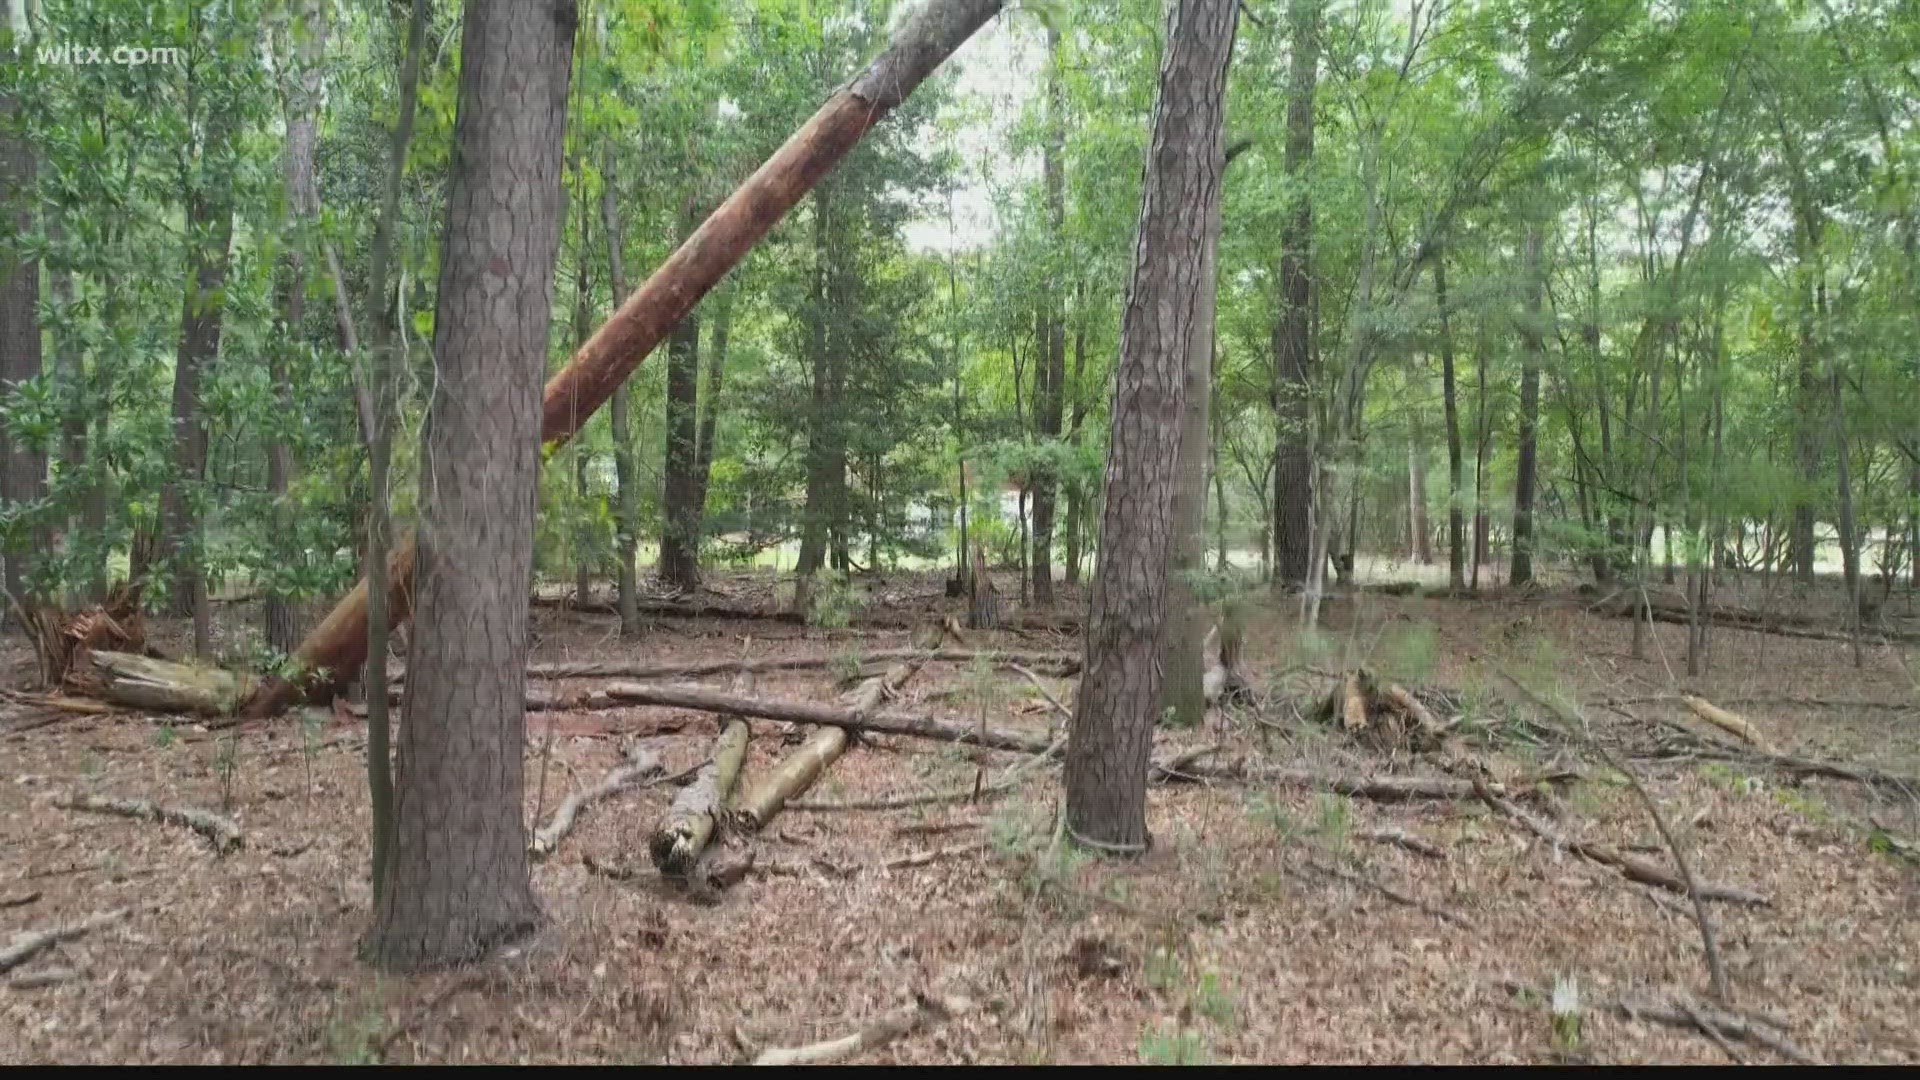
[
  {"left": 238, "top": 0, "right": 1009, "bottom": 720},
  {"left": 69, "top": 650, "right": 255, "bottom": 718},
  {"left": 731, "top": 657, "right": 926, "bottom": 832},
  {"left": 529, "top": 744, "right": 662, "bottom": 859},
  {"left": 604, "top": 681, "right": 1052, "bottom": 754},
  {"left": 649, "top": 674, "right": 755, "bottom": 874},
  {"left": 52, "top": 793, "right": 242, "bottom": 853}
]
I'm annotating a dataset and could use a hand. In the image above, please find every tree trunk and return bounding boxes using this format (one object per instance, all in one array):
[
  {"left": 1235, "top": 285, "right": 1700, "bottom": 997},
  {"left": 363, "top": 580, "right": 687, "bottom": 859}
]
[
  {"left": 795, "top": 189, "right": 836, "bottom": 588},
  {"left": 659, "top": 197, "right": 703, "bottom": 592},
  {"left": 1064, "top": 298, "right": 1088, "bottom": 586},
  {"left": 1433, "top": 255, "right": 1463, "bottom": 589},
  {"left": 1270, "top": 0, "right": 1319, "bottom": 590},
  {"left": 690, "top": 284, "right": 731, "bottom": 527},
  {"left": 0, "top": 83, "right": 46, "bottom": 614},
  {"left": 1509, "top": 225, "right": 1543, "bottom": 588},
  {"left": 243, "top": 0, "right": 1007, "bottom": 719},
  {"left": 1029, "top": 25, "right": 1067, "bottom": 607},
  {"left": 600, "top": 150, "right": 640, "bottom": 638},
  {"left": 1407, "top": 429, "right": 1431, "bottom": 565},
  {"left": 364, "top": 0, "right": 574, "bottom": 970},
  {"left": 265, "top": 0, "right": 327, "bottom": 657},
  {"left": 1066, "top": 0, "right": 1236, "bottom": 852},
  {"left": 1161, "top": 245, "right": 1218, "bottom": 730}
]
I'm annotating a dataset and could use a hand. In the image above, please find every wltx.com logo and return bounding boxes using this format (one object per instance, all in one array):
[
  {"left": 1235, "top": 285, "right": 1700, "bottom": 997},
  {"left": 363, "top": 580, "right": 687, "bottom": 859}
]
[{"left": 34, "top": 42, "right": 184, "bottom": 66}]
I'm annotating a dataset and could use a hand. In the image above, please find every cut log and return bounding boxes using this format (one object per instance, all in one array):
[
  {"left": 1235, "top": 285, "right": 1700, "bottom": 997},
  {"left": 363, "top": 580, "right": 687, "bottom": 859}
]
[
  {"left": 53, "top": 793, "right": 242, "bottom": 854},
  {"left": 0, "top": 908, "right": 129, "bottom": 973},
  {"left": 1679, "top": 695, "right": 1775, "bottom": 754},
  {"left": 69, "top": 650, "right": 254, "bottom": 718},
  {"left": 238, "top": 0, "right": 1009, "bottom": 720},
  {"left": 529, "top": 744, "right": 662, "bottom": 859},
  {"left": 1478, "top": 787, "right": 1767, "bottom": 906},
  {"left": 752, "top": 991, "right": 974, "bottom": 1066},
  {"left": 650, "top": 719, "right": 751, "bottom": 874},
  {"left": 603, "top": 682, "right": 1053, "bottom": 754},
  {"left": 731, "top": 658, "right": 927, "bottom": 832}
]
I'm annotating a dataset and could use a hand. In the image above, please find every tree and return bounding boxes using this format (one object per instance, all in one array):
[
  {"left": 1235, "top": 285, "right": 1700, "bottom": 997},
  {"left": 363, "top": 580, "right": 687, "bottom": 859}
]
[
  {"left": 1028, "top": 23, "right": 1067, "bottom": 607},
  {"left": 1271, "top": 0, "right": 1319, "bottom": 590},
  {"left": 0, "top": 38, "right": 43, "bottom": 616},
  {"left": 1065, "top": 0, "right": 1236, "bottom": 852},
  {"left": 364, "top": 0, "right": 576, "bottom": 970},
  {"left": 1510, "top": 223, "right": 1544, "bottom": 587}
]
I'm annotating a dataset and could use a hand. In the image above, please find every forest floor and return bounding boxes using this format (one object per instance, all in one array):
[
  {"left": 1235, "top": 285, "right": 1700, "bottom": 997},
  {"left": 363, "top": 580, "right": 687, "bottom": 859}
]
[{"left": 2, "top": 569, "right": 1917, "bottom": 1064}]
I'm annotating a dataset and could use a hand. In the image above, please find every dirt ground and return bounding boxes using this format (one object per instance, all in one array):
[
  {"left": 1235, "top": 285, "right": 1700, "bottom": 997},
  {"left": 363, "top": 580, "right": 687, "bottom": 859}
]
[{"left": 2, "top": 572, "right": 1916, "bottom": 1064}]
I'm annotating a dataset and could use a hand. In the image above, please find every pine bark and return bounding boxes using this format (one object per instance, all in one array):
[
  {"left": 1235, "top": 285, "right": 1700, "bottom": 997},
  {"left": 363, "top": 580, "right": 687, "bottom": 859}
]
[
  {"left": 0, "top": 84, "right": 45, "bottom": 613},
  {"left": 364, "top": 0, "right": 575, "bottom": 970},
  {"left": 1029, "top": 26, "right": 1067, "bottom": 606},
  {"left": 659, "top": 196, "right": 704, "bottom": 592},
  {"left": 1066, "top": 0, "right": 1236, "bottom": 852}
]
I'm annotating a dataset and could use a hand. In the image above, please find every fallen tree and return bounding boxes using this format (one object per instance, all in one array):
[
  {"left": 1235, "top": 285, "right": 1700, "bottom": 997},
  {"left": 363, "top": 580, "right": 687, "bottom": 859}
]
[
  {"left": 68, "top": 650, "right": 255, "bottom": 718},
  {"left": 1595, "top": 594, "right": 1920, "bottom": 646},
  {"left": 731, "top": 658, "right": 927, "bottom": 832},
  {"left": 0, "top": 908, "right": 130, "bottom": 974},
  {"left": 52, "top": 793, "right": 242, "bottom": 854},
  {"left": 237, "top": 0, "right": 1011, "bottom": 720}
]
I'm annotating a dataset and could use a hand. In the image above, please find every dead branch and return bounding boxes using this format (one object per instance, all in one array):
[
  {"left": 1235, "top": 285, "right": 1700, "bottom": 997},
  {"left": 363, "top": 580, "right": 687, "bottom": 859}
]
[
  {"left": 881, "top": 840, "right": 988, "bottom": 871},
  {"left": 1358, "top": 826, "right": 1447, "bottom": 860},
  {"left": 1153, "top": 752, "right": 1576, "bottom": 803},
  {"left": 602, "top": 681, "right": 1052, "bottom": 754},
  {"left": 731, "top": 658, "right": 927, "bottom": 832},
  {"left": 509, "top": 648, "right": 1079, "bottom": 681},
  {"left": 1616, "top": 995, "right": 1816, "bottom": 1065},
  {"left": 751, "top": 991, "right": 975, "bottom": 1066},
  {"left": 0, "top": 908, "right": 129, "bottom": 973},
  {"left": 53, "top": 793, "right": 242, "bottom": 854},
  {"left": 8, "top": 966, "right": 78, "bottom": 989},
  {"left": 529, "top": 744, "right": 662, "bottom": 859},
  {"left": 1006, "top": 663, "right": 1073, "bottom": 720},
  {"left": 1299, "top": 856, "right": 1471, "bottom": 928},
  {"left": 1679, "top": 695, "right": 1774, "bottom": 753},
  {"left": 0, "top": 890, "right": 41, "bottom": 909}
]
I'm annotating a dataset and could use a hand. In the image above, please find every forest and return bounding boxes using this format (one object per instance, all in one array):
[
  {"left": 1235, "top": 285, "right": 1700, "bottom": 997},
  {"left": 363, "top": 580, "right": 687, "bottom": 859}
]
[{"left": 1, "top": 0, "right": 1917, "bottom": 1065}]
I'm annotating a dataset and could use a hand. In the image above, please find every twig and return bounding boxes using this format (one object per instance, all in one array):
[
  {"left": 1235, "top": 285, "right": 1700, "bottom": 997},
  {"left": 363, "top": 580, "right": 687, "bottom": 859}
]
[
  {"left": 1006, "top": 663, "right": 1072, "bottom": 721},
  {"left": 0, "top": 908, "right": 129, "bottom": 973},
  {"left": 0, "top": 890, "right": 41, "bottom": 909},
  {"left": 53, "top": 793, "right": 242, "bottom": 854}
]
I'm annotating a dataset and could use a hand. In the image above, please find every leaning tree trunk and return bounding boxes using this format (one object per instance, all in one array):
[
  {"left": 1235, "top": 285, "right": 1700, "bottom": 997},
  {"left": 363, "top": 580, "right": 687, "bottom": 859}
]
[
  {"left": 1066, "top": 0, "right": 1237, "bottom": 853},
  {"left": 265, "top": 0, "right": 327, "bottom": 657},
  {"left": 364, "top": 0, "right": 574, "bottom": 971},
  {"left": 1510, "top": 225, "right": 1544, "bottom": 588},
  {"left": 1270, "top": 0, "right": 1319, "bottom": 591},
  {"left": 0, "top": 84, "right": 46, "bottom": 616},
  {"left": 241, "top": 0, "right": 1009, "bottom": 720}
]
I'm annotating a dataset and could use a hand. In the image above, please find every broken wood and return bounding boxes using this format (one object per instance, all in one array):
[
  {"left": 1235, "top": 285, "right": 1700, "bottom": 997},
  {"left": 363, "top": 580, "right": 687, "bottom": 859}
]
[
  {"left": 0, "top": 908, "right": 129, "bottom": 973},
  {"left": 1476, "top": 784, "right": 1766, "bottom": 906},
  {"left": 1153, "top": 752, "right": 1574, "bottom": 803},
  {"left": 603, "top": 681, "right": 1053, "bottom": 754},
  {"left": 239, "top": 0, "right": 1010, "bottom": 720},
  {"left": 68, "top": 650, "right": 254, "bottom": 718},
  {"left": 529, "top": 744, "right": 662, "bottom": 859},
  {"left": 53, "top": 793, "right": 242, "bottom": 854},
  {"left": 731, "top": 658, "right": 927, "bottom": 832},
  {"left": 966, "top": 544, "right": 1000, "bottom": 631},
  {"left": 1679, "top": 694, "right": 1775, "bottom": 754},
  {"left": 1341, "top": 671, "right": 1368, "bottom": 732},
  {"left": 650, "top": 715, "right": 751, "bottom": 875},
  {"left": 751, "top": 991, "right": 975, "bottom": 1066}
]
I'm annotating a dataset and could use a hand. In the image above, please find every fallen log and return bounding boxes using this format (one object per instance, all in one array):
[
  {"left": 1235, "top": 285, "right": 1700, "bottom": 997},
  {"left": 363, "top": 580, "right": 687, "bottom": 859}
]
[
  {"left": 0, "top": 908, "right": 129, "bottom": 973},
  {"left": 602, "top": 682, "right": 1053, "bottom": 754},
  {"left": 510, "top": 648, "right": 1079, "bottom": 681},
  {"left": 731, "top": 658, "right": 927, "bottom": 832},
  {"left": 1478, "top": 787, "right": 1767, "bottom": 907},
  {"left": 53, "top": 793, "right": 242, "bottom": 854},
  {"left": 751, "top": 991, "right": 974, "bottom": 1066},
  {"left": 69, "top": 651, "right": 255, "bottom": 718},
  {"left": 537, "top": 593, "right": 920, "bottom": 629},
  {"left": 650, "top": 711, "right": 752, "bottom": 875},
  {"left": 529, "top": 744, "right": 662, "bottom": 859},
  {"left": 1597, "top": 595, "right": 1920, "bottom": 645},
  {"left": 238, "top": 0, "right": 1010, "bottom": 720},
  {"left": 1679, "top": 695, "right": 1774, "bottom": 754},
  {"left": 1154, "top": 752, "right": 1575, "bottom": 803}
]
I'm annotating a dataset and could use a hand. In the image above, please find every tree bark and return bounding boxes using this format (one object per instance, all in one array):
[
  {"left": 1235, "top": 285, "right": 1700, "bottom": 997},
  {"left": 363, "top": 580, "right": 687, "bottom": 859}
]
[
  {"left": 690, "top": 284, "right": 731, "bottom": 530},
  {"left": 1270, "top": 0, "right": 1319, "bottom": 590},
  {"left": 1066, "top": 0, "right": 1236, "bottom": 852},
  {"left": 1161, "top": 237, "right": 1219, "bottom": 729},
  {"left": 600, "top": 151, "right": 641, "bottom": 638},
  {"left": 1064, "top": 295, "right": 1088, "bottom": 586},
  {"left": 1510, "top": 225, "right": 1544, "bottom": 588},
  {"left": 659, "top": 196, "right": 703, "bottom": 592},
  {"left": 265, "top": 0, "right": 327, "bottom": 657},
  {"left": 0, "top": 83, "right": 45, "bottom": 614},
  {"left": 1029, "top": 25, "right": 1067, "bottom": 607},
  {"left": 246, "top": 0, "right": 1006, "bottom": 719},
  {"left": 364, "top": 0, "right": 574, "bottom": 971}
]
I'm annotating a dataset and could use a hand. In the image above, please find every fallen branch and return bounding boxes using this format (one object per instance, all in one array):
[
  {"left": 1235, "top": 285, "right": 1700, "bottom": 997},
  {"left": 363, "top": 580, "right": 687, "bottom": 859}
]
[
  {"left": 752, "top": 991, "right": 975, "bottom": 1066},
  {"left": 1679, "top": 695, "right": 1775, "bottom": 754},
  {"left": 0, "top": 908, "right": 129, "bottom": 973},
  {"left": 1359, "top": 826, "right": 1447, "bottom": 860},
  {"left": 881, "top": 840, "right": 987, "bottom": 871},
  {"left": 0, "top": 890, "right": 42, "bottom": 909},
  {"left": 731, "top": 658, "right": 927, "bottom": 832},
  {"left": 53, "top": 793, "right": 242, "bottom": 854},
  {"left": 1499, "top": 979, "right": 1815, "bottom": 1064},
  {"left": 529, "top": 744, "right": 663, "bottom": 859},
  {"left": 8, "top": 966, "right": 78, "bottom": 989},
  {"left": 1300, "top": 856, "right": 1471, "bottom": 929},
  {"left": 1153, "top": 752, "right": 1576, "bottom": 803},
  {"left": 512, "top": 648, "right": 1079, "bottom": 682},
  {"left": 602, "top": 682, "right": 1052, "bottom": 754}
]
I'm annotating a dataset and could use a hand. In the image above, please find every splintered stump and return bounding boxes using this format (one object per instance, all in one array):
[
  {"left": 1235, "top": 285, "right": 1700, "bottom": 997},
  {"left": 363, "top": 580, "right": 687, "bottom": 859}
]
[
  {"left": 731, "top": 658, "right": 927, "bottom": 832},
  {"left": 69, "top": 651, "right": 255, "bottom": 718},
  {"left": 966, "top": 545, "right": 999, "bottom": 631}
]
